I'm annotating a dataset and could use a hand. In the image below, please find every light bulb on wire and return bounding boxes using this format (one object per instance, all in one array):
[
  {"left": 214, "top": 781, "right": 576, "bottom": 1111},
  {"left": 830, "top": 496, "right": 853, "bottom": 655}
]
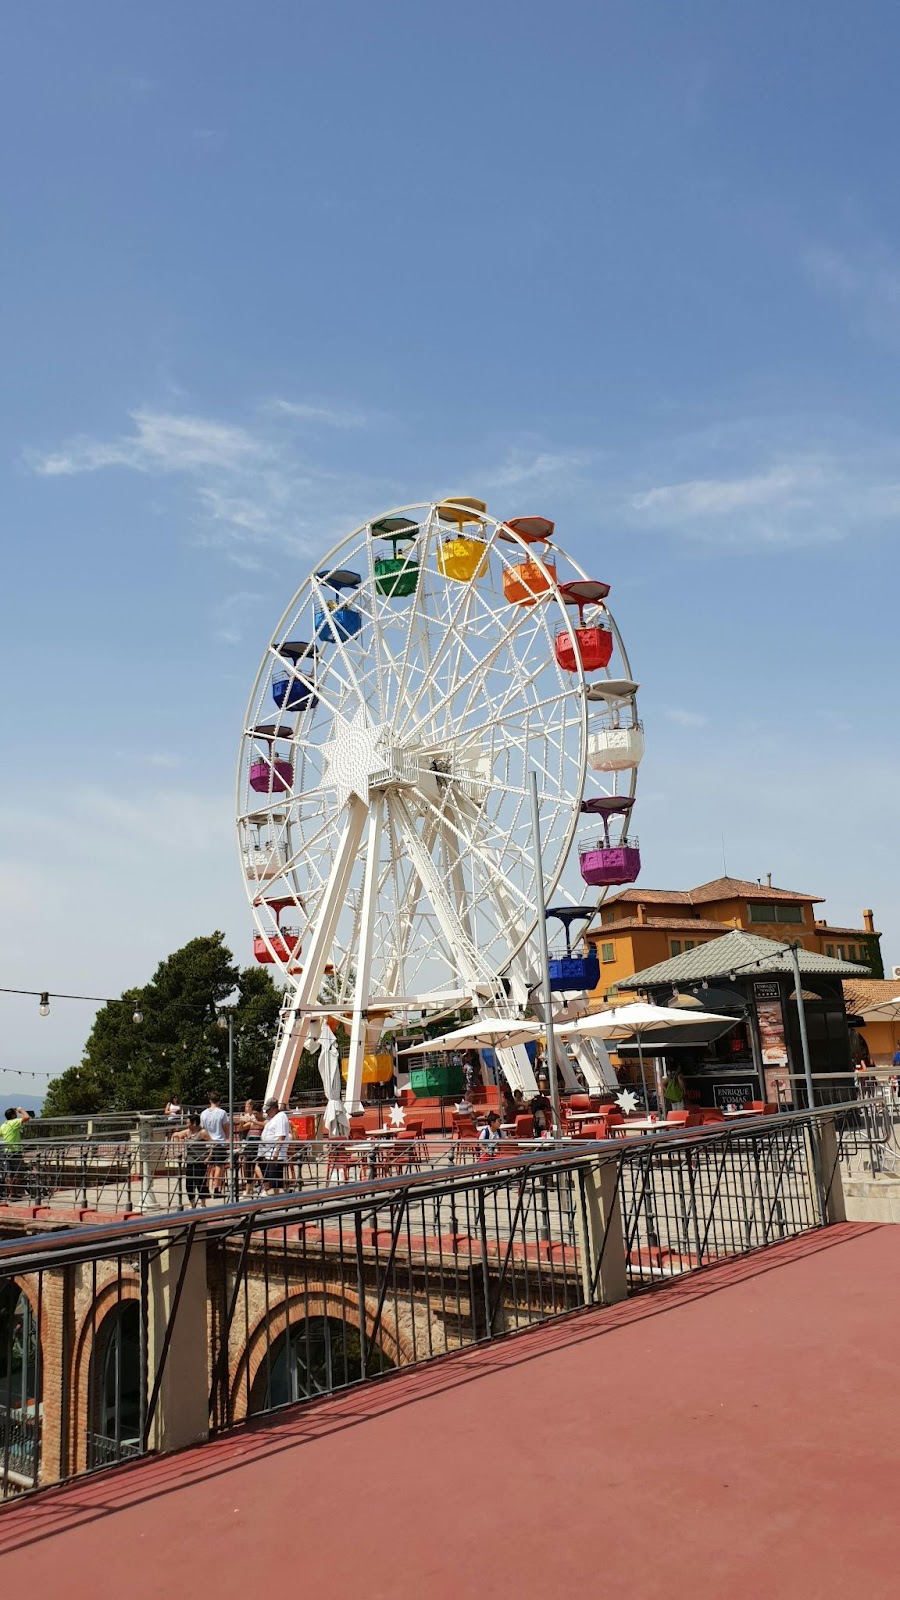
[{"left": 38, "top": 992, "right": 50, "bottom": 1017}]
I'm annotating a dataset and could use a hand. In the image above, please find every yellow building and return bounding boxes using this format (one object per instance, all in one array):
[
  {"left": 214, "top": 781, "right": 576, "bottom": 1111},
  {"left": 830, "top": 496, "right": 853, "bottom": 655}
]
[
  {"left": 842, "top": 980, "right": 900, "bottom": 1067},
  {"left": 584, "top": 876, "right": 882, "bottom": 1003}
]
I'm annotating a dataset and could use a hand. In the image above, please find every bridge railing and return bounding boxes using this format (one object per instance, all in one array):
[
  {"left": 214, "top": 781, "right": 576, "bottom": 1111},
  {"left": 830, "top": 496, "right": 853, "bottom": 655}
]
[{"left": 0, "top": 1106, "right": 849, "bottom": 1505}]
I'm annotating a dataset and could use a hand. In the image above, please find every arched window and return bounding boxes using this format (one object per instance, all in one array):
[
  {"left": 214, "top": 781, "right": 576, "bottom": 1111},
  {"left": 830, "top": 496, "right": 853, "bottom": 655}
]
[
  {"left": 255, "top": 1316, "right": 393, "bottom": 1414},
  {"left": 90, "top": 1303, "right": 141, "bottom": 1467},
  {"left": 0, "top": 1283, "right": 40, "bottom": 1490}
]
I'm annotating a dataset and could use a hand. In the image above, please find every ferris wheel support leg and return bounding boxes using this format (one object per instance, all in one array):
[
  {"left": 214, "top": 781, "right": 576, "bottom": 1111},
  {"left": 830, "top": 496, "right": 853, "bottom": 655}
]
[
  {"left": 264, "top": 798, "right": 368, "bottom": 1106},
  {"left": 569, "top": 1036, "right": 618, "bottom": 1093},
  {"left": 344, "top": 795, "right": 384, "bottom": 1115}
]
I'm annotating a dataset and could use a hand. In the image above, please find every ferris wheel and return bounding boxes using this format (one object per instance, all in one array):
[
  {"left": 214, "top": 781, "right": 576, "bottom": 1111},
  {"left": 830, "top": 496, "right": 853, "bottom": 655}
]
[{"left": 236, "top": 498, "right": 643, "bottom": 1107}]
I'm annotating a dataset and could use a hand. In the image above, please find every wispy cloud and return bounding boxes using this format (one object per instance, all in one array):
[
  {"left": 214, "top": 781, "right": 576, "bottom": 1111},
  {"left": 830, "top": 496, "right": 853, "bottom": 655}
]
[
  {"left": 29, "top": 409, "right": 271, "bottom": 478},
  {"left": 211, "top": 589, "right": 266, "bottom": 645},
  {"left": 265, "top": 398, "right": 370, "bottom": 429},
  {"left": 481, "top": 448, "right": 590, "bottom": 490},
  {"left": 666, "top": 708, "right": 708, "bottom": 728},
  {"left": 627, "top": 448, "right": 900, "bottom": 547},
  {"left": 805, "top": 241, "right": 900, "bottom": 344},
  {"left": 25, "top": 405, "right": 386, "bottom": 560}
]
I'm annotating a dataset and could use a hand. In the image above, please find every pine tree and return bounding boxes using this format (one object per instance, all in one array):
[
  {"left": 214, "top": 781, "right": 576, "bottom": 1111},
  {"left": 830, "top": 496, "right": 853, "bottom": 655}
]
[{"left": 42, "top": 934, "right": 283, "bottom": 1115}]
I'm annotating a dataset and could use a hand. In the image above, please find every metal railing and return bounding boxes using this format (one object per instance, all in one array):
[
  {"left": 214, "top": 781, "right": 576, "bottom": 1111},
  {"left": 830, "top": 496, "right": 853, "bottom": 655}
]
[{"left": 0, "top": 1105, "right": 849, "bottom": 1505}]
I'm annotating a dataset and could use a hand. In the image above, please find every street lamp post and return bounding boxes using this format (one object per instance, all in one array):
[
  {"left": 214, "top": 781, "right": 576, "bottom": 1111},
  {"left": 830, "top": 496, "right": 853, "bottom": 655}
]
[
  {"left": 786, "top": 943, "right": 815, "bottom": 1111},
  {"left": 528, "top": 770, "right": 561, "bottom": 1135},
  {"left": 217, "top": 1010, "right": 236, "bottom": 1202}
]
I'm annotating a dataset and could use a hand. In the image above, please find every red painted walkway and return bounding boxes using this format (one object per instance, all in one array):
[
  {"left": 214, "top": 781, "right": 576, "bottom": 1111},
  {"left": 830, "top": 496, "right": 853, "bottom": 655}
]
[{"left": 3, "top": 1223, "right": 899, "bottom": 1599}]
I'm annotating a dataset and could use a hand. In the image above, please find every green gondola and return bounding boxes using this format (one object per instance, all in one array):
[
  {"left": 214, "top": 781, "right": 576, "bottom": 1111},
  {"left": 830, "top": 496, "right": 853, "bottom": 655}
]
[{"left": 372, "top": 516, "right": 420, "bottom": 597}]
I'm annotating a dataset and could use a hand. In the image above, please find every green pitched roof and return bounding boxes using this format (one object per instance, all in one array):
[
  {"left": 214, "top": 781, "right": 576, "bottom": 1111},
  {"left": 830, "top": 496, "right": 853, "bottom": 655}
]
[{"left": 616, "top": 928, "right": 870, "bottom": 990}]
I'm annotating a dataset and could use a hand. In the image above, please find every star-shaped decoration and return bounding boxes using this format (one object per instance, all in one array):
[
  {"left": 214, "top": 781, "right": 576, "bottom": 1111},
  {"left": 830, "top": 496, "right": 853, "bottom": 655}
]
[
  {"left": 321, "top": 706, "right": 390, "bottom": 810},
  {"left": 388, "top": 1102, "right": 406, "bottom": 1128},
  {"left": 615, "top": 1089, "right": 639, "bottom": 1115}
]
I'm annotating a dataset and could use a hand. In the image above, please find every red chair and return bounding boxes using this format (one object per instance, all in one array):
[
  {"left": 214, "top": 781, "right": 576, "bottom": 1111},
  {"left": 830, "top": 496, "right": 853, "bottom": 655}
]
[
  {"left": 325, "top": 1139, "right": 363, "bottom": 1183},
  {"left": 749, "top": 1101, "right": 777, "bottom": 1114},
  {"left": 513, "top": 1113, "right": 535, "bottom": 1140},
  {"left": 666, "top": 1110, "right": 691, "bottom": 1126},
  {"left": 390, "top": 1129, "right": 423, "bottom": 1172},
  {"left": 568, "top": 1094, "right": 592, "bottom": 1113}
]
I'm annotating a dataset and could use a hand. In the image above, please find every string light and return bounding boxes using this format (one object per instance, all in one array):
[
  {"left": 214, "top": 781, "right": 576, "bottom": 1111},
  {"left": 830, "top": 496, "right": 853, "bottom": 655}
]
[{"left": 1, "top": 986, "right": 143, "bottom": 1024}]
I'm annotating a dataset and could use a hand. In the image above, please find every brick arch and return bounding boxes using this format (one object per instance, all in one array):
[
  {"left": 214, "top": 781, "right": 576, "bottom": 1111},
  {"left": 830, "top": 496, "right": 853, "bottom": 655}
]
[
  {"left": 228, "top": 1284, "right": 414, "bottom": 1421},
  {"left": 69, "top": 1274, "right": 140, "bottom": 1475}
]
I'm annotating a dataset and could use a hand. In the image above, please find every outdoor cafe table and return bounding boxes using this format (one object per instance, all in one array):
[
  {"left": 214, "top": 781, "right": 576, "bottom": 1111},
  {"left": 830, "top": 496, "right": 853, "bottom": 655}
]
[
  {"left": 723, "top": 1109, "right": 763, "bottom": 1120},
  {"left": 613, "top": 1119, "right": 673, "bottom": 1136}
]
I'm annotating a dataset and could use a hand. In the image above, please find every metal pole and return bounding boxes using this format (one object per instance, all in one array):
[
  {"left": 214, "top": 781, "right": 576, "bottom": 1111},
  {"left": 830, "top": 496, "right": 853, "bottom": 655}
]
[
  {"left": 637, "top": 1035, "right": 651, "bottom": 1113},
  {"left": 528, "top": 771, "right": 561, "bottom": 1135},
  {"left": 786, "top": 943, "right": 815, "bottom": 1111},
  {"left": 227, "top": 1016, "right": 235, "bottom": 1203}
]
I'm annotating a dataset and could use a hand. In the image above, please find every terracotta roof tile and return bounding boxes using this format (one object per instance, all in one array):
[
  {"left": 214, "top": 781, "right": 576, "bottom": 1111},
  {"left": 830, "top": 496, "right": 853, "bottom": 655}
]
[
  {"left": 816, "top": 923, "right": 881, "bottom": 939},
  {"left": 605, "top": 877, "right": 823, "bottom": 909},
  {"left": 843, "top": 979, "right": 900, "bottom": 1011},
  {"left": 586, "top": 916, "right": 727, "bottom": 936},
  {"left": 687, "top": 876, "right": 823, "bottom": 905}
]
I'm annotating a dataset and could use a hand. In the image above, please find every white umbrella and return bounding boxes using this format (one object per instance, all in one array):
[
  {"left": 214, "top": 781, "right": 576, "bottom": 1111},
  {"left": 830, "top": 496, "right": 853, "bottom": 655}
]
[
  {"left": 858, "top": 996, "right": 900, "bottom": 1022},
  {"left": 309, "top": 1019, "right": 348, "bottom": 1136},
  {"left": 398, "top": 1016, "right": 542, "bottom": 1054},
  {"left": 556, "top": 1002, "right": 738, "bottom": 1110}
]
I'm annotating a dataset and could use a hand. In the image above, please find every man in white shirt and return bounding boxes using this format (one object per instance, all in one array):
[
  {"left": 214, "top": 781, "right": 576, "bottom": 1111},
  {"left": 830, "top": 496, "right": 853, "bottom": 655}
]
[
  {"left": 200, "top": 1093, "right": 229, "bottom": 1197},
  {"left": 259, "top": 1099, "right": 292, "bottom": 1193}
]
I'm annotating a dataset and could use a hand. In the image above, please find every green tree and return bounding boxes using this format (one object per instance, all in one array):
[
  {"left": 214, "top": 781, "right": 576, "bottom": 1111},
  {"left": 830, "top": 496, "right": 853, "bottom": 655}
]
[{"left": 42, "top": 934, "right": 283, "bottom": 1116}]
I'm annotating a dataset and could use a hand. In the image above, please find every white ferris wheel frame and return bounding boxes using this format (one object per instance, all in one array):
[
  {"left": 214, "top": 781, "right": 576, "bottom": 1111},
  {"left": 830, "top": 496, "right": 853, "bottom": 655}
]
[{"left": 236, "top": 500, "right": 638, "bottom": 1109}]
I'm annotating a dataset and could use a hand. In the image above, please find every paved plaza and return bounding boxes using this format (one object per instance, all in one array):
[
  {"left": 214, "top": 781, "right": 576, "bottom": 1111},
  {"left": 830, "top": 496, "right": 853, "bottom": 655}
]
[{"left": 1, "top": 1221, "right": 895, "bottom": 1599}]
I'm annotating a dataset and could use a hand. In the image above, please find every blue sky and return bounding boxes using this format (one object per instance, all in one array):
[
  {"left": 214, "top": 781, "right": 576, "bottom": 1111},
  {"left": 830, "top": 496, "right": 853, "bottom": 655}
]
[{"left": 2, "top": 0, "right": 899, "bottom": 1097}]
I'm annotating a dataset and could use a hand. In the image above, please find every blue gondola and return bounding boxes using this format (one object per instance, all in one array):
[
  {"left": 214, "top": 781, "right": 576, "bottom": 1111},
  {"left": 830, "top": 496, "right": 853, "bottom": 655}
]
[{"left": 314, "top": 568, "right": 363, "bottom": 643}]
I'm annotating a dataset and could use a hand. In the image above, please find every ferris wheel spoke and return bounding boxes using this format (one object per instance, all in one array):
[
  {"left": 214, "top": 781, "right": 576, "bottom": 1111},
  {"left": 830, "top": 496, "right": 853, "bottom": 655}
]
[
  {"left": 380, "top": 802, "right": 438, "bottom": 998},
  {"left": 392, "top": 795, "right": 489, "bottom": 989},
  {"left": 413, "top": 787, "right": 537, "bottom": 920}
]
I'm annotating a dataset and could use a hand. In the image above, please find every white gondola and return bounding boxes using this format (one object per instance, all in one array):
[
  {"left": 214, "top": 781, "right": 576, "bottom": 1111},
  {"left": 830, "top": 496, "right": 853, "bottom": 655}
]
[{"left": 587, "top": 723, "right": 645, "bottom": 771}]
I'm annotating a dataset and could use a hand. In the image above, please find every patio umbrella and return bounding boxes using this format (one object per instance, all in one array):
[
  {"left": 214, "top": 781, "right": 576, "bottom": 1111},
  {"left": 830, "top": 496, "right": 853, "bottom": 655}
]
[
  {"left": 398, "top": 1017, "right": 542, "bottom": 1054},
  {"left": 556, "top": 1002, "right": 738, "bottom": 1110},
  {"left": 309, "top": 1019, "right": 348, "bottom": 1135}
]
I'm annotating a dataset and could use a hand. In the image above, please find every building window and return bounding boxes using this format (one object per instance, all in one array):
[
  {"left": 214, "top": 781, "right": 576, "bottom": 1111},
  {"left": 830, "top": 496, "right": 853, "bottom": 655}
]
[
  {"left": 0, "top": 1285, "right": 40, "bottom": 1488},
  {"left": 670, "top": 940, "right": 682, "bottom": 956},
  {"left": 684, "top": 940, "right": 695, "bottom": 952},
  {"left": 748, "top": 904, "right": 776, "bottom": 922},
  {"left": 825, "top": 944, "right": 834, "bottom": 958},
  {"left": 90, "top": 1304, "right": 142, "bottom": 1468},
  {"left": 847, "top": 945, "right": 856, "bottom": 961},
  {"left": 748, "top": 903, "right": 804, "bottom": 924},
  {"left": 601, "top": 943, "right": 615, "bottom": 964},
  {"left": 254, "top": 1317, "right": 394, "bottom": 1415}
]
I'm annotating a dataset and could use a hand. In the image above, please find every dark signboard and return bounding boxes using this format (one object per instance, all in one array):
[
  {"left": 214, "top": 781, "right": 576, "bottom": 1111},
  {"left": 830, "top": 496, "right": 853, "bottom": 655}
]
[
  {"left": 712, "top": 1080, "right": 756, "bottom": 1109},
  {"left": 753, "top": 980, "right": 781, "bottom": 1001}
]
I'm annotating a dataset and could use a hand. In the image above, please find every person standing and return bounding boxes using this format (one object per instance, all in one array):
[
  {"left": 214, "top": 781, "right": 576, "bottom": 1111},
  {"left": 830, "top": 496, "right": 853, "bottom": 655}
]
[
  {"left": 238, "top": 1100, "right": 265, "bottom": 1196},
  {"left": 258, "top": 1099, "right": 292, "bottom": 1194},
  {"left": 164, "top": 1094, "right": 183, "bottom": 1125},
  {"left": 664, "top": 1069, "right": 686, "bottom": 1113},
  {"left": 171, "top": 1115, "right": 212, "bottom": 1207},
  {"left": 0, "top": 1107, "right": 30, "bottom": 1199},
  {"left": 200, "top": 1093, "right": 229, "bottom": 1198}
]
